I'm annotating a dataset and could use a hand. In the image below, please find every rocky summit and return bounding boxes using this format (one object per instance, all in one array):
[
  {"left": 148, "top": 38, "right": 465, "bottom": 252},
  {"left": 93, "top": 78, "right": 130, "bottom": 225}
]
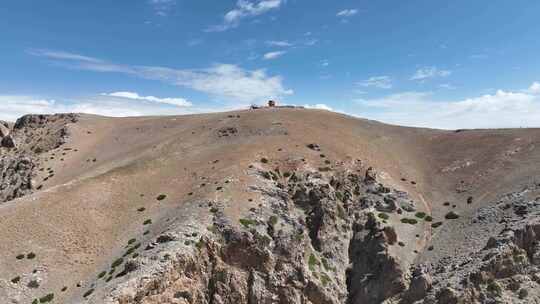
[{"left": 1, "top": 108, "right": 540, "bottom": 304}]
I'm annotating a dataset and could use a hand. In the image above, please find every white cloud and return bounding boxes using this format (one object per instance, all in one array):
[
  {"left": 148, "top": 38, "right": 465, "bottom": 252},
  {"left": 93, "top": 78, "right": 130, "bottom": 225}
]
[
  {"left": 101, "top": 91, "right": 192, "bottom": 107},
  {"left": 148, "top": 0, "right": 176, "bottom": 16},
  {"left": 411, "top": 66, "right": 451, "bottom": 81},
  {"left": 266, "top": 40, "right": 293, "bottom": 47},
  {"left": 31, "top": 50, "right": 293, "bottom": 103},
  {"left": 263, "top": 51, "right": 286, "bottom": 60},
  {"left": 528, "top": 81, "right": 540, "bottom": 94},
  {"left": 206, "top": 0, "right": 284, "bottom": 32},
  {"left": 0, "top": 95, "right": 227, "bottom": 122},
  {"left": 337, "top": 9, "right": 358, "bottom": 17},
  {"left": 439, "top": 83, "right": 456, "bottom": 90},
  {"left": 354, "top": 89, "right": 540, "bottom": 129},
  {"left": 304, "top": 104, "right": 333, "bottom": 111},
  {"left": 358, "top": 76, "right": 392, "bottom": 89}
]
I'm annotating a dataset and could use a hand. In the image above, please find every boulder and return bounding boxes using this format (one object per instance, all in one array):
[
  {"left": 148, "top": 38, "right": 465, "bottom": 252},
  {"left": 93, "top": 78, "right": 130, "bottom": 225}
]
[
  {"left": 1, "top": 135, "right": 15, "bottom": 148},
  {"left": 364, "top": 167, "right": 377, "bottom": 184}
]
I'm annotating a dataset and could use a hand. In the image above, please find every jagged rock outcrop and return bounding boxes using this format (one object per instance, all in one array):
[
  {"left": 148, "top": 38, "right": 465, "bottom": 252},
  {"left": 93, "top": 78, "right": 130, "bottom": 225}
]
[
  {"left": 93, "top": 164, "right": 421, "bottom": 304},
  {"left": 0, "top": 113, "right": 78, "bottom": 203}
]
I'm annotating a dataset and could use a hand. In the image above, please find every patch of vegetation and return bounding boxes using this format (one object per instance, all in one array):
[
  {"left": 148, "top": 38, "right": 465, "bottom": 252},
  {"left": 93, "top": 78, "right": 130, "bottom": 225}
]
[
  {"left": 400, "top": 218, "right": 418, "bottom": 225},
  {"left": 132, "top": 253, "right": 139, "bottom": 259},
  {"left": 11, "top": 276, "right": 21, "bottom": 284},
  {"left": 321, "top": 257, "right": 336, "bottom": 272},
  {"left": 111, "top": 257, "right": 124, "bottom": 268},
  {"left": 320, "top": 272, "right": 331, "bottom": 286},
  {"left": 137, "top": 207, "right": 145, "bottom": 212},
  {"left": 210, "top": 207, "right": 219, "bottom": 213},
  {"left": 83, "top": 288, "right": 95, "bottom": 298},
  {"left": 143, "top": 230, "right": 150, "bottom": 235},
  {"left": 239, "top": 218, "right": 257, "bottom": 228},
  {"left": 318, "top": 167, "right": 332, "bottom": 172},
  {"left": 61, "top": 286, "right": 68, "bottom": 292},
  {"left": 335, "top": 191, "right": 343, "bottom": 202},
  {"left": 39, "top": 293, "right": 54, "bottom": 303},
  {"left": 27, "top": 252, "right": 36, "bottom": 259},
  {"left": 268, "top": 215, "right": 278, "bottom": 226},
  {"left": 398, "top": 242, "right": 405, "bottom": 247},
  {"left": 16, "top": 254, "right": 25, "bottom": 260},
  {"left": 445, "top": 211, "right": 460, "bottom": 220},
  {"left": 128, "top": 238, "right": 136, "bottom": 245},
  {"left": 260, "top": 158, "right": 269, "bottom": 164},
  {"left": 431, "top": 222, "right": 443, "bottom": 228},
  {"left": 156, "top": 194, "right": 167, "bottom": 201},
  {"left": 98, "top": 271, "right": 107, "bottom": 279},
  {"left": 415, "top": 212, "right": 426, "bottom": 219},
  {"left": 143, "top": 219, "right": 152, "bottom": 225},
  {"left": 337, "top": 205, "right": 346, "bottom": 219},
  {"left": 32, "top": 299, "right": 38, "bottom": 304},
  {"left": 487, "top": 279, "right": 502, "bottom": 297},
  {"left": 196, "top": 238, "right": 205, "bottom": 250},
  {"left": 378, "top": 213, "right": 390, "bottom": 220},
  {"left": 283, "top": 172, "right": 291, "bottom": 178},
  {"left": 308, "top": 254, "right": 320, "bottom": 271},
  {"left": 424, "top": 215, "right": 433, "bottom": 222}
]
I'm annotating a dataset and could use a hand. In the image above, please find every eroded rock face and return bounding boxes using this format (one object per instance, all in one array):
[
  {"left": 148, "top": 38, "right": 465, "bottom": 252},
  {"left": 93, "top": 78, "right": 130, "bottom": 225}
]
[
  {"left": 0, "top": 156, "right": 35, "bottom": 202},
  {"left": 0, "top": 113, "right": 78, "bottom": 203},
  {"left": 98, "top": 167, "right": 418, "bottom": 304}
]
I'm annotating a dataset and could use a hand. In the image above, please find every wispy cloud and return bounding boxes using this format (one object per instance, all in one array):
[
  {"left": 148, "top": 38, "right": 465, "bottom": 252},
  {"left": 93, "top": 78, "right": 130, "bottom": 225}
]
[
  {"left": 263, "top": 51, "right": 286, "bottom": 60},
  {"left": 266, "top": 40, "right": 293, "bottom": 47},
  {"left": 148, "top": 0, "right": 176, "bottom": 16},
  {"left": 439, "top": 83, "right": 456, "bottom": 90},
  {"left": 0, "top": 95, "right": 225, "bottom": 121},
  {"left": 411, "top": 66, "right": 451, "bottom": 81},
  {"left": 358, "top": 76, "right": 392, "bottom": 89},
  {"left": 354, "top": 84, "right": 540, "bottom": 129},
  {"left": 206, "top": 0, "right": 285, "bottom": 32},
  {"left": 101, "top": 91, "right": 192, "bottom": 107},
  {"left": 336, "top": 9, "right": 358, "bottom": 17},
  {"left": 527, "top": 81, "right": 540, "bottom": 94},
  {"left": 31, "top": 49, "right": 293, "bottom": 103}
]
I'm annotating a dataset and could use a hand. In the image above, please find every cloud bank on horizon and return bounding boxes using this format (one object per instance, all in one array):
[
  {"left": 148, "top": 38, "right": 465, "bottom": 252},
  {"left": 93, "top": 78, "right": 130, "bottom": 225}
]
[{"left": 2, "top": 0, "right": 540, "bottom": 129}]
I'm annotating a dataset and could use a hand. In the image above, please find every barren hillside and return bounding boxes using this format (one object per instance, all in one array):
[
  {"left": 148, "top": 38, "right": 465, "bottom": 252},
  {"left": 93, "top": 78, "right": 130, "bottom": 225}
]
[{"left": 1, "top": 108, "right": 539, "bottom": 304}]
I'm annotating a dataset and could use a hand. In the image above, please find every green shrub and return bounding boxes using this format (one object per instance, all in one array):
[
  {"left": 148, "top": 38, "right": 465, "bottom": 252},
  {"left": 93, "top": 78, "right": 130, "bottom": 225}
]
[
  {"left": 11, "top": 276, "right": 20, "bottom": 284},
  {"left": 320, "top": 272, "right": 331, "bottom": 286},
  {"left": 39, "top": 293, "right": 54, "bottom": 303},
  {"left": 239, "top": 218, "right": 257, "bottom": 228},
  {"left": 83, "top": 289, "right": 94, "bottom": 298},
  {"left": 445, "top": 211, "right": 460, "bottom": 220},
  {"left": 260, "top": 158, "right": 269, "bottom": 164},
  {"left": 16, "top": 254, "right": 25, "bottom": 260},
  {"left": 111, "top": 257, "right": 124, "bottom": 268},
  {"left": 137, "top": 207, "right": 145, "bottom": 212},
  {"left": 32, "top": 300, "right": 38, "bottom": 304},
  {"left": 156, "top": 194, "right": 167, "bottom": 201},
  {"left": 143, "top": 230, "right": 150, "bottom": 235},
  {"left": 27, "top": 252, "right": 36, "bottom": 259},
  {"left": 61, "top": 286, "right": 68, "bottom": 292},
  {"left": 431, "top": 222, "right": 443, "bottom": 228},
  {"left": 132, "top": 253, "right": 139, "bottom": 259},
  {"left": 269, "top": 215, "right": 278, "bottom": 226},
  {"left": 308, "top": 254, "right": 319, "bottom": 271},
  {"left": 424, "top": 216, "right": 433, "bottom": 222},
  {"left": 487, "top": 280, "right": 502, "bottom": 297},
  {"left": 378, "top": 213, "right": 389, "bottom": 220},
  {"left": 98, "top": 271, "right": 106, "bottom": 279},
  {"left": 415, "top": 212, "right": 426, "bottom": 219},
  {"left": 401, "top": 218, "right": 418, "bottom": 225},
  {"left": 143, "top": 219, "right": 152, "bottom": 225}
]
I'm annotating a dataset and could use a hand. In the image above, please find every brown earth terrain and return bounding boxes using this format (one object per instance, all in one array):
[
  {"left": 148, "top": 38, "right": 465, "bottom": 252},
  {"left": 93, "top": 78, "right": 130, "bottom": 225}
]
[{"left": 1, "top": 108, "right": 540, "bottom": 304}]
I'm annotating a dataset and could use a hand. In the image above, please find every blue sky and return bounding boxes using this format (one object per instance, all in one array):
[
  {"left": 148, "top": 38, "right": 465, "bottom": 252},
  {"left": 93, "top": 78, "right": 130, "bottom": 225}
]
[{"left": 1, "top": 0, "right": 540, "bottom": 129}]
